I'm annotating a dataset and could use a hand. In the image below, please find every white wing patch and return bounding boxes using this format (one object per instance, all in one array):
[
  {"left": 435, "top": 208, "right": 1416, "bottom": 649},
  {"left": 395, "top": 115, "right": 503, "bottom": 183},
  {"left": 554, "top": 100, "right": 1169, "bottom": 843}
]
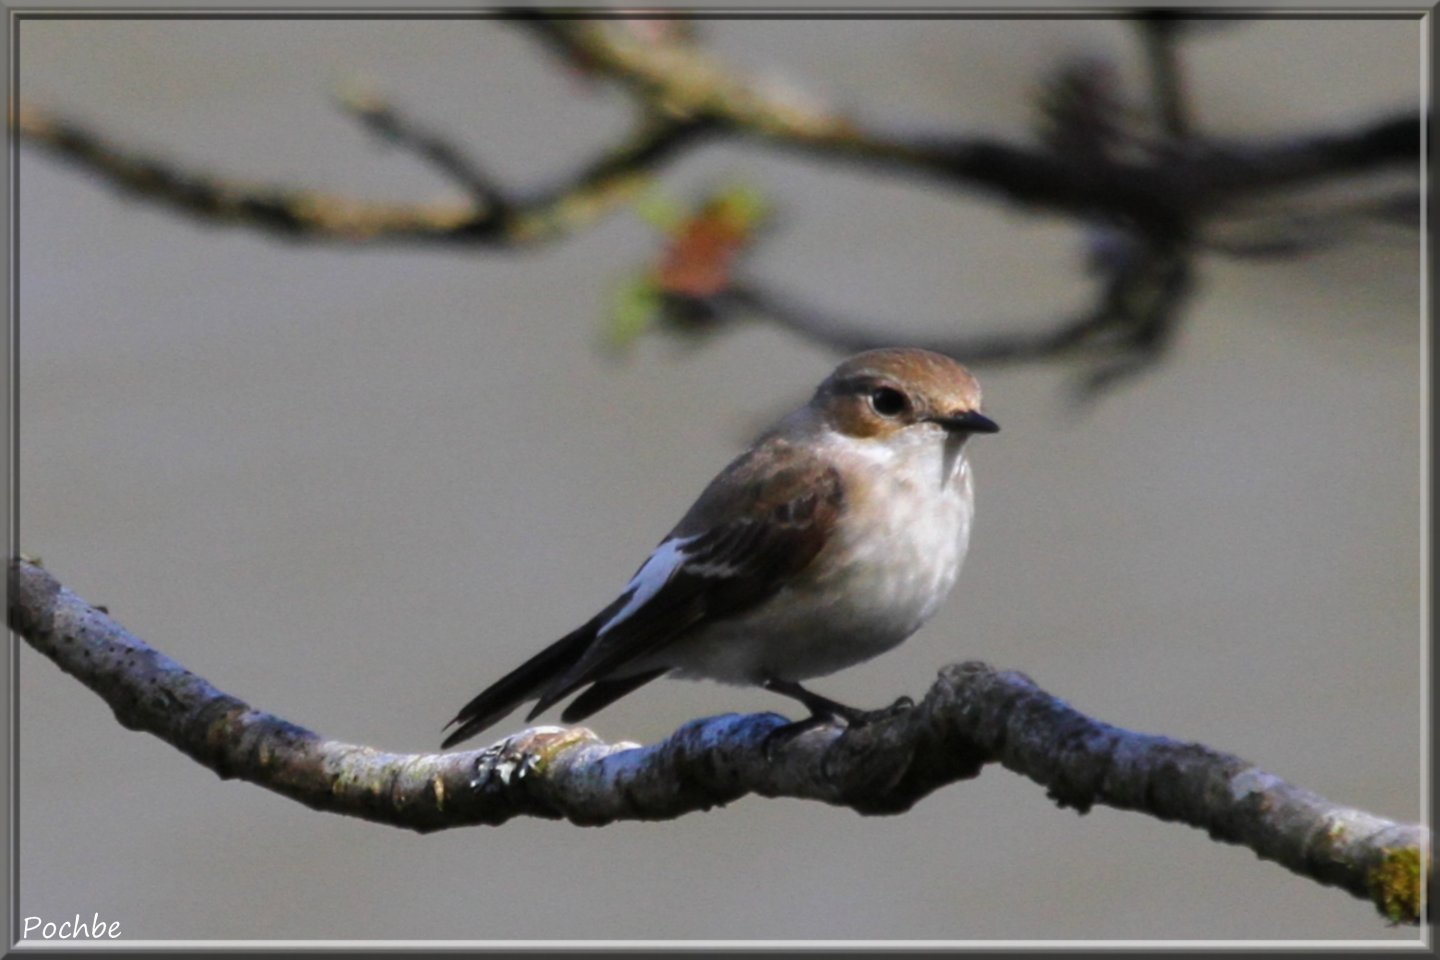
[{"left": 596, "top": 535, "right": 698, "bottom": 639}]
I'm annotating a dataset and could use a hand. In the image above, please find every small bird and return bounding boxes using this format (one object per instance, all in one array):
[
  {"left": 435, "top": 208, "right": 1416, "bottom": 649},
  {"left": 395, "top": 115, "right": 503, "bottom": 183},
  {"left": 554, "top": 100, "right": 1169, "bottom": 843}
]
[{"left": 441, "top": 347, "right": 998, "bottom": 749}]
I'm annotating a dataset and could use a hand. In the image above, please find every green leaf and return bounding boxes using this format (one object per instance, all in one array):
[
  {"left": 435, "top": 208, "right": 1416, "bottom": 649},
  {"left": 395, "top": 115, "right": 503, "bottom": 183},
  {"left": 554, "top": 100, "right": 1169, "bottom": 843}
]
[
  {"left": 710, "top": 182, "right": 769, "bottom": 231},
  {"left": 633, "top": 188, "right": 685, "bottom": 234},
  {"left": 605, "top": 274, "right": 663, "bottom": 348}
]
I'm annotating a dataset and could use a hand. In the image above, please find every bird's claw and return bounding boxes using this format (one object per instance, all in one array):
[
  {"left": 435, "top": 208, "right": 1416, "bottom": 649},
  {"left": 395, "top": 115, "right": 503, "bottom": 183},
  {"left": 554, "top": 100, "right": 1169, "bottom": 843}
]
[
  {"left": 887, "top": 694, "right": 916, "bottom": 714},
  {"left": 837, "top": 695, "right": 915, "bottom": 728},
  {"left": 761, "top": 695, "right": 914, "bottom": 760}
]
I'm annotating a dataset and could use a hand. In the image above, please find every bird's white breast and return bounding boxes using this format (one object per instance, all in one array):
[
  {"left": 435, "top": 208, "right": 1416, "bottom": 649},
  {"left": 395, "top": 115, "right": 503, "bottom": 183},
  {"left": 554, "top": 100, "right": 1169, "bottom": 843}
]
[{"left": 662, "top": 427, "right": 975, "bottom": 684}]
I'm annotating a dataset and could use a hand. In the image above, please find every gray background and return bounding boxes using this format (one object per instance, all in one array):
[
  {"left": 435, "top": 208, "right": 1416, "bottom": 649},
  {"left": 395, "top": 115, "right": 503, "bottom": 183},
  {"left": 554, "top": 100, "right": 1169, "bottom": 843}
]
[{"left": 15, "top": 15, "right": 1423, "bottom": 943}]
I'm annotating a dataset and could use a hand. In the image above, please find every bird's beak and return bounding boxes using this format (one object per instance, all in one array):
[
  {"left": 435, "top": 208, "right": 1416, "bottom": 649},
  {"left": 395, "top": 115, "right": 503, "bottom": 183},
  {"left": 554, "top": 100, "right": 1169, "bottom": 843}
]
[{"left": 927, "top": 410, "right": 1000, "bottom": 434}]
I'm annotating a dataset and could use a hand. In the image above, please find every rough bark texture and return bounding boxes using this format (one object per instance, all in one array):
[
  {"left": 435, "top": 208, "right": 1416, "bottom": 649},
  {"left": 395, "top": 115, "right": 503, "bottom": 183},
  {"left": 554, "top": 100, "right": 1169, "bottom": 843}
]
[{"left": 9, "top": 558, "right": 1429, "bottom": 924}]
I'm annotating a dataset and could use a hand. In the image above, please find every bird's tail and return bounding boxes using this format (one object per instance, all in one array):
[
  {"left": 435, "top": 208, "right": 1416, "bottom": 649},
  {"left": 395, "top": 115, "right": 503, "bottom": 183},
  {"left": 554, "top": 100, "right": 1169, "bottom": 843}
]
[{"left": 440, "top": 619, "right": 600, "bottom": 749}]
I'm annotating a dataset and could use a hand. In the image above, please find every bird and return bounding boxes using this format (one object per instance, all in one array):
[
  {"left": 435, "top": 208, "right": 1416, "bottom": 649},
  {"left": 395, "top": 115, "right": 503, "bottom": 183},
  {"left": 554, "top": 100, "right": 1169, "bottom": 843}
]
[{"left": 441, "top": 347, "right": 999, "bottom": 749}]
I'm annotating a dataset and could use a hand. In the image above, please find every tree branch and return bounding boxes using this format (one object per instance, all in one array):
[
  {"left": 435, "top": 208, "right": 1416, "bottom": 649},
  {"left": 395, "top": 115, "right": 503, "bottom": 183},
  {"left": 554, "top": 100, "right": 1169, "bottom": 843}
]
[
  {"left": 1136, "top": 15, "right": 1193, "bottom": 141},
  {"left": 16, "top": 23, "right": 1416, "bottom": 246},
  {"left": 14, "top": 20, "right": 1417, "bottom": 397},
  {"left": 334, "top": 87, "right": 515, "bottom": 212},
  {"left": 503, "top": 15, "right": 1413, "bottom": 392},
  {"left": 509, "top": 16, "right": 1417, "bottom": 230},
  {"left": 9, "top": 557, "right": 1428, "bottom": 924},
  {"left": 13, "top": 100, "right": 713, "bottom": 246},
  {"left": 720, "top": 240, "right": 1192, "bottom": 399}
]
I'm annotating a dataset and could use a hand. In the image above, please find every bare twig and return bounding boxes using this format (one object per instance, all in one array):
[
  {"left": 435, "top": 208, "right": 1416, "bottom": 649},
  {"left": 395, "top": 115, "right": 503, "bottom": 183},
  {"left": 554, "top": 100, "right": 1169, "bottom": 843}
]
[
  {"left": 703, "top": 240, "right": 1191, "bottom": 397},
  {"left": 720, "top": 284, "right": 1111, "bottom": 364},
  {"left": 508, "top": 17, "right": 1417, "bottom": 231},
  {"left": 9, "top": 556, "right": 1429, "bottom": 924},
  {"left": 14, "top": 101, "right": 713, "bottom": 246},
  {"left": 1201, "top": 189, "right": 1421, "bottom": 258},
  {"left": 503, "top": 15, "right": 1413, "bottom": 391},
  {"left": 17, "top": 24, "right": 1414, "bottom": 245},
  {"left": 335, "top": 88, "right": 513, "bottom": 212},
  {"left": 14, "top": 19, "right": 1419, "bottom": 395},
  {"left": 1136, "top": 13, "right": 1193, "bottom": 141}
]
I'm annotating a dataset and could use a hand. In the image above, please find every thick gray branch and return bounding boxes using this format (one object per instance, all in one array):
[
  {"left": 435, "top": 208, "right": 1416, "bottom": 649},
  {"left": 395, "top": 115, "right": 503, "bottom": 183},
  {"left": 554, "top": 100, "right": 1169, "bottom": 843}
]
[{"left": 8, "top": 558, "right": 1429, "bottom": 924}]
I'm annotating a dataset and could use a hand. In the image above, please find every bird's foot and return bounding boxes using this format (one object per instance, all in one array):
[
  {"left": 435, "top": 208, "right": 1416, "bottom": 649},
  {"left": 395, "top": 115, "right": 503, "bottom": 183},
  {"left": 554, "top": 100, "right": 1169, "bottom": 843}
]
[
  {"left": 761, "top": 695, "right": 915, "bottom": 760},
  {"left": 759, "top": 680, "right": 915, "bottom": 757},
  {"left": 835, "top": 694, "right": 915, "bottom": 728}
]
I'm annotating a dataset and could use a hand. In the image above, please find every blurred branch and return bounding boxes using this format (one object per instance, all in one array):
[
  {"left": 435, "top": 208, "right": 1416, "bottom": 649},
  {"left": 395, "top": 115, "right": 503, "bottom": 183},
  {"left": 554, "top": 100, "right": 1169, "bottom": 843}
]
[
  {"left": 14, "top": 100, "right": 713, "bottom": 245},
  {"left": 717, "top": 230, "right": 1192, "bottom": 398},
  {"left": 15, "top": 25, "right": 1416, "bottom": 242},
  {"left": 11, "top": 556, "right": 1429, "bottom": 925},
  {"left": 513, "top": 15, "right": 1414, "bottom": 391},
  {"left": 13, "top": 17, "right": 1420, "bottom": 393},
  {"left": 334, "top": 87, "right": 514, "bottom": 212},
  {"left": 1201, "top": 189, "right": 1420, "bottom": 258},
  {"left": 1136, "top": 15, "right": 1193, "bottom": 140},
  {"left": 508, "top": 16, "right": 1417, "bottom": 226}
]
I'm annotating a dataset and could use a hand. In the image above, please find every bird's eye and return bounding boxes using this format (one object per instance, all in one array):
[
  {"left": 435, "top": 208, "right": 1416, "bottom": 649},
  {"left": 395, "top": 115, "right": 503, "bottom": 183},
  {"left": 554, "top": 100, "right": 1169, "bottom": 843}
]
[{"left": 868, "top": 387, "right": 909, "bottom": 418}]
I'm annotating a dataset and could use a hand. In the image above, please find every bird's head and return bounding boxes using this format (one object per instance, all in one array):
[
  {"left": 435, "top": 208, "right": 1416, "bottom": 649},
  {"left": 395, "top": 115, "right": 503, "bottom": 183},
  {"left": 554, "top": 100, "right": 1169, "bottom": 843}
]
[{"left": 812, "top": 347, "right": 999, "bottom": 442}]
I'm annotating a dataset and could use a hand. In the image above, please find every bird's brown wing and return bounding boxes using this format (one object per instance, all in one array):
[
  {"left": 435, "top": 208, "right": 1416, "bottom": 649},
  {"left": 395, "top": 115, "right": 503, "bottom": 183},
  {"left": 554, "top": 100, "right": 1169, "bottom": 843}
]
[{"left": 527, "top": 437, "right": 846, "bottom": 719}]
